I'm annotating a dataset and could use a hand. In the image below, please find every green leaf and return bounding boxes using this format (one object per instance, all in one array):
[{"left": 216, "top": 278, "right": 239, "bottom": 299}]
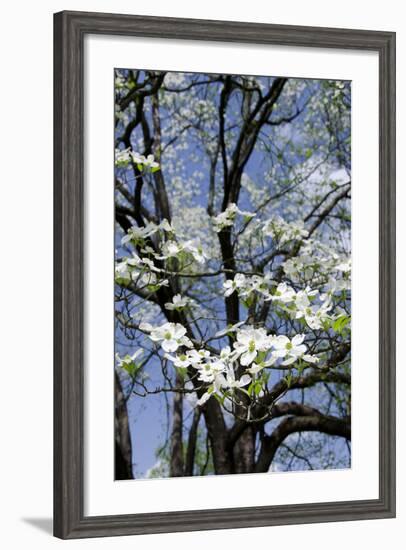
[
  {"left": 214, "top": 392, "right": 226, "bottom": 405},
  {"left": 115, "top": 276, "right": 130, "bottom": 287},
  {"left": 177, "top": 367, "right": 188, "bottom": 380},
  {"left": 242, "top": 295, "right": 254, "bottom": 308},
  {"left": 147, "top": 284, "right": 160, "bottom": 293},
  {"left": 256, "top": 351, "right": 267, "bottom": 363},
  {"left": 321, "top": 318, "right": 332, "bottom": 331},
  {"left": 254, "top": 381, "right": 263, "bottom": 396},
  {"left": 262, "top": 371, "right": 270, "bottom": 384},
  {"left": 239, "top": 387, "right": 251, "bottom": 398},
  {"left": 296, "top": 360, "right": 305, "bottom": 375},
  {"left": 122, "top": 361, "right": 139, "bottom": 379},
  {"left": 332, "top": 314, "right": 350, "bottom": 334}
]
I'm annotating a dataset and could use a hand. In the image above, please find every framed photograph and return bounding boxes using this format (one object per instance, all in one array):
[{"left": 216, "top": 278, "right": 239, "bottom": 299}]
[{"left": 54, "top": 10, "right": 396, "bottom": 539}]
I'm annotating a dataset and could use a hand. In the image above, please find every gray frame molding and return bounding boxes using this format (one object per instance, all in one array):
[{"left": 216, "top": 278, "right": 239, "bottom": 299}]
[{"left": 54, "top": 10, "right": 396, "bottom": 539}]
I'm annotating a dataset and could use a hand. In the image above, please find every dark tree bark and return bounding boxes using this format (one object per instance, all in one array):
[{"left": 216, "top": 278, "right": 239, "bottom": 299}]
[
  {"left": 184, "top": 408, "right": 201, "bottom": 476},
  {"left": 233, "top": 425, "right": 255, "bottom": 473},
  {"left": 255, "top": 414, "right": 351, "bottom": 473},
  {"left": 202, "top": 400, "right": 233, "bottom": 475},
  {"left": 114, "top": 371, "right": 133, "bottom": 479},
  {"left": 169, "top": 373, "right": 185, "bottom": 477}
]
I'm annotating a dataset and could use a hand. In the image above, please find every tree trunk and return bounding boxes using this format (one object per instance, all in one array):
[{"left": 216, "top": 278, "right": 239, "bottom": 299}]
[
  {"left": 170, "top": 373, "right": 184, "bottom": 477},
  {"left": 203, "top": 403, "right": 233, "bottom": 475},
  {"left": 184, "top": 409, "right": 201, "bottom": 476},
  {"left": 114, "top": 371, "right": 133, "bottom": 479},
  {"left": 233, "top": 426, "right": 255, "bottom": 473}
]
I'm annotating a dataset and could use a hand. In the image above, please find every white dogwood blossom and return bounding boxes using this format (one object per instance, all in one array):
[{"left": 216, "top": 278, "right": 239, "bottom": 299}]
[
  {"left": 115, "top": 147, "right": 160, "bottom": 172},
  {"left": 197, "top": 359, "right": 227, "bottom": 384},
  {"left": 164, "top": 294, "right": 191, "bottom": 311},
  {"left": 116, "top": 349, "right": 143, "bottom": 369},
  {"left": 164, "top": 353, "right": 193, "bottom": 369},
  {"left": 221, "top": 367, "right": 251, "bottom": 390},
  {"left": 214, "top": 321, "right": 245, "bottom": 338},
  {"left": 121, "top": 219, "right": 174, "bottom": 248},
  {"left": 115, "top": 254, "right": 169, "bottom": 290},
  {"left": 182, "top": 240, "right": 208, "bottom": 263},
  {"left": 233, "top": 327, "right": 273, "bottom": 366},
  {"left": 115, "top": 259, "right": 132, "bottom": 284},
  {"left": 263, "top": 216, "right": 308, "bottom": 245},
  {"left": 282, "top": 240, "right": 351, "bottom": 285},
  {"left": 131, "top": 152, "right": 160, "bottom": 170},
  {"left": 122, "top": 224, "right": 159, "bottom": 246},
  {"left": 270, "top": 282, "right": 297, "bottom": 303},
  {"left": 144, "top": 322, "right": 190, "bottom": 353},
  {"left": 115, "top": 147, "right": 132, "bottom": 167},
  {"left": 336, "top": 259, "right": 351, "bottom": 273},
  {"left": 295, "top": 293, "right": 332, "bottom": 330},
  {"left": 222, "top": 272, "right": 277, "bottom": 301},
  {"left": 165, "top": 348, "right": 211, "bottom": 370},
  {"left": 272, "top": 334, "right": 318, "bottom": 366},
  {"left": 212, "top": 203, "right": 256, "bottom": 232},
  {"left": 196, "top": 363, "right": 251, "bottom": 407},
  {"left": 157, "top": 239, "right": 208, "bottom": 264},
  {"left": 223, "top": 273, "right": 246, "bottom": 297}
]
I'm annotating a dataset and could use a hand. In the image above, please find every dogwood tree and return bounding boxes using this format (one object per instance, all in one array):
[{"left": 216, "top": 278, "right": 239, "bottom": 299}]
[{"left": 114, "top": 69, "right": 351, "bottom": 479}]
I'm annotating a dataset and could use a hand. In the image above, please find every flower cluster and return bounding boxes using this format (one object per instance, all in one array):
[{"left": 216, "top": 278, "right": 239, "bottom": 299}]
[
  {"left": 115, "top": 191, "right": 349, "bottom": 408},
  {"left": 116, "top": 219, "right": 208, "bottom": 289},
  {"left": 222, "top": 273, "right": 342, "bottom": 331},
  {"left": 270, "top": 281, "right": 349, "bottom": 332},
  {"left": 282, "top": 240, "right": 351, "bottom": 286},
  {"left": 164, "top": 294, "right": 194, "bottom": 311},
  {"left": 163, "top": 72, "right": 186, "bottom": 88},
  {"left": 156, "top": 239, "right": 208, "bottom": 264},
  {"left": 115, "top": 147, "right": 160, "bottom": 172},
  {"left": 294, "top": 290, "right": 332, "bottom": 330},
  {"left": 140, "top": 323, "right": 318, "bottom": 406},
  {"left": 212, "top": 203, "right": 256, "bottom": 232},
  {"left": 120, "top": 219, "right": 207, "bottom": 266},
  {"left": 140, "top": 322, "right": 193, "bottom": 353},
  {"left": 115, "top": 253, "right": 169, "bottom": 290},
  {"left": 121, "top": 219, "right": 174, "bottom": 247},
  {"left": 262, "top": 216, "right": 309, "bottom": 245},
  {"left": 115, "top": 349, "right": 143, "bottom": 379},
  {"left": 223, "top": 272, "right": 275, "bottom": 301},
  {"left": 116, "top": 349, "right": 143, "bottom": 369}
]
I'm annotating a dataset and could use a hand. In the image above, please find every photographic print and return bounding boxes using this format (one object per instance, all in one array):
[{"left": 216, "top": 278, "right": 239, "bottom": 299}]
[{"left": 114, "top": 69, "right": 351, "bottom": 480}]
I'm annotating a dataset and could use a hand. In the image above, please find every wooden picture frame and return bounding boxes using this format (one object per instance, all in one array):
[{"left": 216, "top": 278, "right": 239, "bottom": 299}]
[{"left": 54, "top": 10, "right": 396, "bottom": 539}]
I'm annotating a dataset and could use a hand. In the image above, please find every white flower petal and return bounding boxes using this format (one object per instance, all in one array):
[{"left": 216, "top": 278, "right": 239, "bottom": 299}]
[
  {"left": 139, "top": 322, "right": 153, "bottom": 332},
  {"left": 238, "top": 374, "right": 251, "bottom": 387},
  {"left": 196, "top": 392, "right": 211, "bottom": 407},
  {"left": 292, "top": 334, "right": 305, "bottom": 346},
  {"left": 303, "top": 354, "right": 319, "bottom": 363},
  {"left": 240, "top": 350, "right": 257, "bottom": 366},
  {"left": 162, "top": 339, "right": 179, "bottom": 353}
]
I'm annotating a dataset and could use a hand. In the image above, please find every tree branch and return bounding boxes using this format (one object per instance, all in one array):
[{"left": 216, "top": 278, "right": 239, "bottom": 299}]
[{"left": 255, "top": 413, "right": 351, "bottom": 472}]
